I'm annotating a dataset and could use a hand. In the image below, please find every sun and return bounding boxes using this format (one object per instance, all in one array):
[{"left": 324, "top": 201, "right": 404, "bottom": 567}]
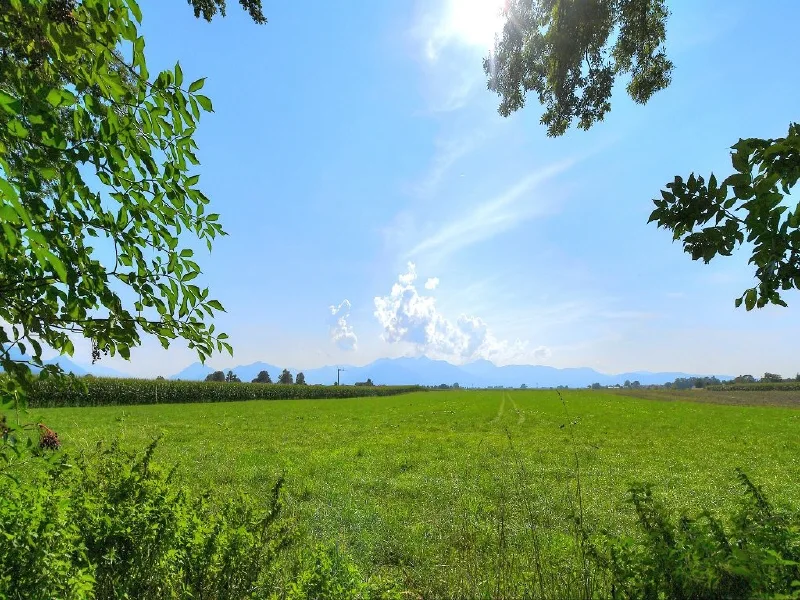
[{"left": 445, "top": 0, "right": 507, "bottom": 51}]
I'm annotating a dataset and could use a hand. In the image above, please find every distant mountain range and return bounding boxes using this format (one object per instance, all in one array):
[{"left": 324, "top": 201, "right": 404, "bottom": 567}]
[
  {"left": 1, "top": 345, "right": 731, "bottom": 387},
  {"left": 169, "top": 356, "right": 731, "bottom": 388}
]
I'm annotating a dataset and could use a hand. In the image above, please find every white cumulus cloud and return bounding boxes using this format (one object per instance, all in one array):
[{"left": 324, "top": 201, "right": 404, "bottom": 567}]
[
  {"left": 329, "top": 300, "right": 358, "bottom": 351},
  {"left": 424, "top": 277, "right": 440, "bottom": 290},
  {"left": 374, "top": 263, "right": 534, "bottom": 364}
]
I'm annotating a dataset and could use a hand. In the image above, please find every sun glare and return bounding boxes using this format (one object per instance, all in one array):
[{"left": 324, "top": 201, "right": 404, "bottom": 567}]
[{"left": 445, "top": 0, "right": 507, "bottom": 50}]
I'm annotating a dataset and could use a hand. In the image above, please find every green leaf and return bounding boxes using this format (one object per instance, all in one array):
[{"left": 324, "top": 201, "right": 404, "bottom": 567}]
[
  {"left": 188, "top": 78, "right": 206, "bottom": 93},
  {"left": 46, "top": 89, "right": 77, "bottom": 108},
  {"left": 207, "top": 300, "right": 225, "bottom": 311},
  {"left": 744, "top": 288, "right": 756, "bottom": 311},
  {"left": 133, "top": 36, "right": 146, "bottom": 64},
  {"left": 195, "top": 95, "right": 213, "bottom": 112},
  {"left": 46, "top": 253, "right": 68, "bottom": 283},
  {"left": 731, "top": 149, "right": 749, "bottom": 173},
  {"left": 129, "top": 0, "right": 142, "bottom": 22},
  {"left": 175, "top": 62, "right": 184, "bottom": 87},
  {"left": 0, "top": 178, "right": 19, "bottom": 203},
  {"left": 0, "top": 203, "right": 19, "bottom": 223},
  {"left": 6, "top": 119, "right": 28, "bottom": 139},
  {"left": 0, "top": 90, "right": 21, "bottom": 115}
]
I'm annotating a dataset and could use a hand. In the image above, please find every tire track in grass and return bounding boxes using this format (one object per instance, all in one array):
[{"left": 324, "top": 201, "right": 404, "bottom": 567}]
[
  {"left": 491, "top": 391, "right": 506, "bottom": 423},
  {"left": 507, "top": 391, "right": 525, "bottom": 425}
]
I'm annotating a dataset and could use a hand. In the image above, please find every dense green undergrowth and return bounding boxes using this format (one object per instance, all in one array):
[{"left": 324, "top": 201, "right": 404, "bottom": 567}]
[
  {"left": 590, "top": 472, "right": 800, "bottom": 599},
  {"left": 0, "top": 426, "right": 403, "bottom": 599},
  {"left": 1, "top": 436, "right": 285, "bottom": 598},
  {"left": 22, "top": 377, "right": 423, "bottom": 407}
]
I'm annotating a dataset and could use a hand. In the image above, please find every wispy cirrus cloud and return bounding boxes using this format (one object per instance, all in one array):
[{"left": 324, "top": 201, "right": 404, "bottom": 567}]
[
  {"left": 412, "top": 134, "right": 482, "bottom": 197},
  {"left": 407, "top": 158, "right": 577, "bottom": 263}
]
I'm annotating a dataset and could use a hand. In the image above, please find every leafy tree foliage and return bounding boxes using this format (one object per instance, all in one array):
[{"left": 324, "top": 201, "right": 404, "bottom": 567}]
[
  {"left": 485, "top": 0, "right": 672, "bottom": 136},
  {"left": 734, "top": 374, "right": 757, "bottom": 384},
  {"left": 252, "top": 369, "right": 271, "bottom": 384},
  {"left": 278, "top": 369, "right": 293, "bottom": 385},
  {"left": 761, "top": 372, "right": 783, "bottom": 383},
  {"left": 354, "top": 378, "right": 374, "bottom": 387},
  {"left": 650, "top": 126, "right": 800, "bottom": 310},
  {"left": 0, "top": 0, "right": 231, "bottom": 397},
  {"left": 486, "top": 2, "right": 800, "bottom": 309},
  {"left": 225, "top": 370, "right": 240, "bottom": 383},
  {"left": 666, "top": 376, "right": 721, "bottom": 390},
  {"left": 295, "top": 372, "right": 306, "bottom": 385},
  {"left": 205, "top": 370, "right": 225, "bottom": 382},
  {"left": 188, "top": 0, "right": 266, "bottom": 23}
]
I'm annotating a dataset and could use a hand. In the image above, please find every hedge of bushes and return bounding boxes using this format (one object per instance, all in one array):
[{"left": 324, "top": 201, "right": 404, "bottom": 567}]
[
  {"left": 707, "top": 382, "right": 800, "bottom": 392},
  {"left": 24, "top": 377, "right": 424, "bottom": 408}
]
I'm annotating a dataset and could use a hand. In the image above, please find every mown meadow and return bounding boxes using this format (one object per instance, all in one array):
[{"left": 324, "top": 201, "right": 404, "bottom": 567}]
[{"left": 29, "top": 388, "right": 800, "bottom": 598}]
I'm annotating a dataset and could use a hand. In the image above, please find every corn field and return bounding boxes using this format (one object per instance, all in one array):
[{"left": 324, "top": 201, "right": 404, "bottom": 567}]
[{"left": 23, "top": 377, "right": 424, "bottom": 408}]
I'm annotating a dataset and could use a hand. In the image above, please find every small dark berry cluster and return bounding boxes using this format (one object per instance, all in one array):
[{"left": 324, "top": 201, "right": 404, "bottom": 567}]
[
  {"left": 91, "top": 340, "right": 110, "bottom": 365},
  {"left": 46, "top": 0, "right": 77, "bottom": 24},
  {"left": 0, "top": 415, "right": 9, "bottom": 439},
  {"left": 38, "top": 424, "right": 61, "bottom": 450}
]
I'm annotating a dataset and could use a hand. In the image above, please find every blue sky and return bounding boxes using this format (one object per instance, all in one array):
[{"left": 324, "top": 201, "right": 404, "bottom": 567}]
[{"left": 72, "top": 0, "right": 800, "bottom": 377}]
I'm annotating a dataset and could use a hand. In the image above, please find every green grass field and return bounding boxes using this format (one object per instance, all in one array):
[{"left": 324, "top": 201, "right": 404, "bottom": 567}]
[{"left": 31, "top": 389, "right": 800, "bottom": 597}]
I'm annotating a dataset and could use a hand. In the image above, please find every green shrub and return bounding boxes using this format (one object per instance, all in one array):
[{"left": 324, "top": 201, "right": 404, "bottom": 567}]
[
  {"left": 24, "top": 377, "right": 424, "bottom": 408},
  {"left": 592, "top": 470, "right": 800, "bottom": 599},
  {"left": 287, "top": 545, "right": 402, "bottom": 600},
  {"left": 0, "top": 455, "right": 94, "bottom": 598},
  {"left": 0, "top": 436, "right": 289, "bottom": 599}
]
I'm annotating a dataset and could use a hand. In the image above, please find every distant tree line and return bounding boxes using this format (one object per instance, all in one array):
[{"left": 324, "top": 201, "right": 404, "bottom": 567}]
[
  {"left": 582, "top": 372, "right": 800, "bottom": 391},
  {"left": 203, "top": 368, "right": 307, "bottom": 385},
  {"left": 732, "top": 373, "right": 800, "bottom": 384},
  {"left": 196, "top": 370, "right": 799, "bottom": 389},
  {"left": 663, "top": 376, "right": 722, "bottom": 390}
]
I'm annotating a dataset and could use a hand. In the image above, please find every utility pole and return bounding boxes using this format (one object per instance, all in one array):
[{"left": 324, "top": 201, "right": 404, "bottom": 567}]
[{"left": 337, "top": 367, "right": 346, "bottom": 386}]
